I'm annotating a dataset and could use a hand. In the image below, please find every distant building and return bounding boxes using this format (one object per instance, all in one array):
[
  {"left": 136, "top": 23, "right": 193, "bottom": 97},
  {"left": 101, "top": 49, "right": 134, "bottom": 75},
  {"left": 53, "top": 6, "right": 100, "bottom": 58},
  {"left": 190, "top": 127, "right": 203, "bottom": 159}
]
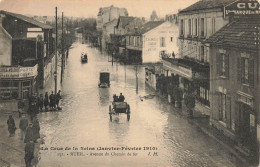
[
  {"left": 101, "top": 19, "right": 118, "bottom": 51},
  {"left": 0, "top": 10, "right": 54, "bottom": 100},
  {"left": 150, "top": 10, "right": 159, "bottom": 21},
  {"left": 114, "top": 16, "right": 145, "bottom": 60},
  {"left": 96, "top": 5, "right": 128, "bottom": 31},
  {"left": 165, "top": 13, "right": 178, "bottom": 24},
  {"left": 126, "top": 21, "right": 179, "bottom": 64}
]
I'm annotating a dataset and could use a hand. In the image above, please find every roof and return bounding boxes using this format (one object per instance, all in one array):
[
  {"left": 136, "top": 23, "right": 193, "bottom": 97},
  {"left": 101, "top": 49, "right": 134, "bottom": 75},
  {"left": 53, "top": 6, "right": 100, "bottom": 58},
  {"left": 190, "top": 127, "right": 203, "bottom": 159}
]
[
  {"left": 103, "top": 18, "right": 118, "bottom": 27},
  {"left": 205, "top": 16, "right": 260, "bottom": 50},
  {"left": 128, "top": 21, "right": 164, "bottom": 35},
  {"left": 116, "top": 16, "right": 135, "bottom": 28},
  {"left": 179, "top": 0, "right": 237, "bottom": 13},
  {"left": 0, "top": 10, "right": 53, "bottom": 29}
]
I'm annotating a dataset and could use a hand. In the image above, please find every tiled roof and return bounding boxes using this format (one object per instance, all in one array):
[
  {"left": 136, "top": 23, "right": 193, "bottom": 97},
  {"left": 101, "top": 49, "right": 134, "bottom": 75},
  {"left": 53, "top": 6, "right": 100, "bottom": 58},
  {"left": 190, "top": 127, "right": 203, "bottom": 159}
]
[
  {"left": 0, "top": 10, "right": 53, "bottom": 29},
  {"left": 205, "top": 16, "right": 260, "bottom": 50},
  {"left": 116, "top": 16, "right": 135, "bottom": 28},
  {"left": 128, "top": 21, "right": 164, "bottom": 35},
  {"left": 180, "top": 0, "right": 237, "bottom": 13}
]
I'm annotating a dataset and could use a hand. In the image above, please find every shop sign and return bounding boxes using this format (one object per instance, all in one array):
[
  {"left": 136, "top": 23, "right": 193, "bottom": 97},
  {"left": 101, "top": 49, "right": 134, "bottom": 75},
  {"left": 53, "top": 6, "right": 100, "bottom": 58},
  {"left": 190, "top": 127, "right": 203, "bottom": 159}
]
[
  {"left": 225, "top": 0, "right": 260, "bottom": 15},
  {"left": 0, "top": 65, "right": 38, "bottom": 79}
]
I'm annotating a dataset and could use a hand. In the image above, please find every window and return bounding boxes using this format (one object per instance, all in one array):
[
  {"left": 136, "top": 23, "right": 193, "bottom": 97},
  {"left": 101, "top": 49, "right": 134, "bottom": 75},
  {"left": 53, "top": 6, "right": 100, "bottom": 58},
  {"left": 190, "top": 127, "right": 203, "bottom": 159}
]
[
  {"left": 199, "top": 87, "right": 210, "bottom": 106},
  {"left": 217, "top": 52, "right": 229, "bottom": 77},
  {"left": 160, "top": 37, "right": 165, "bottom": 47},
  {"left": 194, "top": 19, "right": 198, "bottom": 36},
  {"left": 219, "top": 93, "right": 227, "bottom": 121},
  {"left": 241, "top": 57, "right": 250, "bottom": 84},
  {"left": 188, "top": 19, "right": 191, "bottom": 35},
  {"left": 201, "top": 18, "right": 205, "bottom": 37},
  {"left": 180, "top": 19, "right": 184, "bottom": 36},
  {"left": 170, "top": 37, "right": 173, "bottom": 42},
  {"left": 238, "top": 53, "right": 254, "bottom": 86}
]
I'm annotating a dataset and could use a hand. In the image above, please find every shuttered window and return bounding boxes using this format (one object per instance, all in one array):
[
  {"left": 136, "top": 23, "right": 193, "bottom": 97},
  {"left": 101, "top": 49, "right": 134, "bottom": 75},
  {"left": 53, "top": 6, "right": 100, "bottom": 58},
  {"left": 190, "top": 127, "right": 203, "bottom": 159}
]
[
  {"left": 241, "top": 56, "right": 254, "bottom": 87},
  {"left": 216, "top": 52, "right": 229, "bottom": 77},
  {"left": 219, "top": 93, "right": 227, "bottom": 121}
]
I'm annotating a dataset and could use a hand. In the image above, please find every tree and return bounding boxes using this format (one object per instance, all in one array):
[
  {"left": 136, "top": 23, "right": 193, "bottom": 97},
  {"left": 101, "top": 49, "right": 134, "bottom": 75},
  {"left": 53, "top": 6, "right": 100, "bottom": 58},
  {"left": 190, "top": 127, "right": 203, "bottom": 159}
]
[
  {"left": 173, "top": 87, "right": 183, "bottom": 108},
  {"left": 184, "top": 92, "right": 196, "bottom": 118}
]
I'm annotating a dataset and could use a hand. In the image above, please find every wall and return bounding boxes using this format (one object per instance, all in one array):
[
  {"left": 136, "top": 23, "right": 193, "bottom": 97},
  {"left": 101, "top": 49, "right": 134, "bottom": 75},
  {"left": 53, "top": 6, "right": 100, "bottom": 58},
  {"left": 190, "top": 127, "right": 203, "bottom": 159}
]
[
  {"left": 0, "top": 26, "right": 12, "bottom": 65},
  {"left": 142, "top": 22, "right": 179, "bottom": 63},
  {"left": 210, "top": 46, "right": 258, "bottom": 138},
  {"left": 178, "top": 10, "right": 229, "bottom": 62}
]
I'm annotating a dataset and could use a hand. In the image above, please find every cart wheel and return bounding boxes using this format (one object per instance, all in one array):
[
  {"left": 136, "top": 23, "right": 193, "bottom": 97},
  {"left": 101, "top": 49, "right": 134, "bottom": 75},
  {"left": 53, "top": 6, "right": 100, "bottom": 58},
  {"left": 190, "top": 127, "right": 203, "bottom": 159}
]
[
  {"left": 127, "top": 113, "right": 130, "bottom": 121},
  {"left": 110, "top": 114, "right": 112, "bottom": 122}
]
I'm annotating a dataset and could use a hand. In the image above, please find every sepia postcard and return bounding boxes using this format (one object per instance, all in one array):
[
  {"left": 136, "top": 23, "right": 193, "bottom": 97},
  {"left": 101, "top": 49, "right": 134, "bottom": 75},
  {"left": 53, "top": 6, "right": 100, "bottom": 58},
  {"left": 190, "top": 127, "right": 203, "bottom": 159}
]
[{"left": 0, "top": 0, "right": 260, "bottom": 166}]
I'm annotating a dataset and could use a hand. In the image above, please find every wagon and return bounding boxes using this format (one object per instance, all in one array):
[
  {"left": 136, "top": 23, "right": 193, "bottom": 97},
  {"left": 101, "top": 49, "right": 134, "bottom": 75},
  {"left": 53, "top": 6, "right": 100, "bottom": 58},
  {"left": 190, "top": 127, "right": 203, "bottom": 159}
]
[
  {"left": 98, "top": 72, "right": 110, "bottom": 88},
  {"left": 109, "top": 102, "right": 130, "bottom": 121},
  {"left": 81, "top": 54, "right": 88, "bottom": 63}
]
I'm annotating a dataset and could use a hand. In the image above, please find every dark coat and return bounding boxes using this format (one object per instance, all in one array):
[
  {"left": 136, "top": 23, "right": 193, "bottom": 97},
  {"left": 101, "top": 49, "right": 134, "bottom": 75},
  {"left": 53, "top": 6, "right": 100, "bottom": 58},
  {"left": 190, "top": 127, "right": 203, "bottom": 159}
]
[
  {"left": 24, "top": 127, "right": 34, "bottom": 143},
  {"left": 7, "top": 117, "right": 16, "bottom": 134},
  {"left": 24, "top": 142, "right": 34, "bottom": 160},
  {"left": 32, "top": 120, "right": 40, "bottom": 140},
  {"left": 19, "top": 118, "right": 29, "bottom": 131},
  {"left": 44, "top": 95, "right": 49, "bottom": 106}
]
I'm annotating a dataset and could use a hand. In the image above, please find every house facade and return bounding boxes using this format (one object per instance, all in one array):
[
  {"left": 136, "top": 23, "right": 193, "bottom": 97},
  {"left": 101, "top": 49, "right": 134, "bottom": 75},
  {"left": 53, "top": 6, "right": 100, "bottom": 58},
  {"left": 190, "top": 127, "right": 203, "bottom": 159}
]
[
  {"left": 0, "top": 10, "right": 54, "bottom": 100},
  {"left": 126, "top": 21, "right": 178, "bottom": 64},
  {"left": 206, "top": 15, "right": 260, "bottom": 158}
]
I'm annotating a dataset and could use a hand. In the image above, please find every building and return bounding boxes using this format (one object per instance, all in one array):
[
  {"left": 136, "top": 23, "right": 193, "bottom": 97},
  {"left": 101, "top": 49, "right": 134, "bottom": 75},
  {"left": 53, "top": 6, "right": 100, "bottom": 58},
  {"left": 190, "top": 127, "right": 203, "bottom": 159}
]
[
  {"left": 96, "top": 5, "right": 128, "bottom": 31},
  {"left": 101, "top": 19, "right": 118, "bottom": 52},
  {"left": 125, "top": 21, "right": 179, "bottom": 64},
  {"left": 162, "top": 0, "right": 237, "bottom": 113},
  {"left": 165, "top": 13, "right": 178, "bottom": 24},
  {"left": 0, "top": 10, "right": 54, "bottom": 100},
  {"left": 205, "top": 15, "right": 260, "bottom": 160},
  {"left": 113, "top": 16, "right": 145, "bottom": 61}
]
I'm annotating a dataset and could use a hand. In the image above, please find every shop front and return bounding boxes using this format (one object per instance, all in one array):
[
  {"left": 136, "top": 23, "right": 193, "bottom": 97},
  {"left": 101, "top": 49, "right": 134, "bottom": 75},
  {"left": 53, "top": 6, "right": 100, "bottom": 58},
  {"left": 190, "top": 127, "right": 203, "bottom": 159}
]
[
  {"left": 0, "top": 65, "right": 38, "bottom": 100},
  {"left": 237, "top": 91, "right": 257, "bottom": 154}
]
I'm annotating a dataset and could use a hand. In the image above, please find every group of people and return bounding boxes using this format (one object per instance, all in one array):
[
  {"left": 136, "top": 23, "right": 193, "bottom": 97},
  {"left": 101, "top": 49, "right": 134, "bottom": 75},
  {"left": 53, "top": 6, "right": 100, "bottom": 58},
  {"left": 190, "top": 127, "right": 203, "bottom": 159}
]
[
  {"left": 43, "top": 90, "right": 62, "bottom": 111},
  {"left": 113, "top": 93, "right": 125, "bottom": 102},
  {"left": 7, "top": 114, "right": 40, "bottom": 167}
]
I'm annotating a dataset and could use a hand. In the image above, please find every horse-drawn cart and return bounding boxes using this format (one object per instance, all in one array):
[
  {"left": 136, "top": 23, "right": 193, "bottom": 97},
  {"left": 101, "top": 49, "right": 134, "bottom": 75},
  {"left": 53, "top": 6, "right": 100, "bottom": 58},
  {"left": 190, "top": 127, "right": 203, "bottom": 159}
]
[{"left": 109, "top": 102, "right": 130, "bottom": 121}]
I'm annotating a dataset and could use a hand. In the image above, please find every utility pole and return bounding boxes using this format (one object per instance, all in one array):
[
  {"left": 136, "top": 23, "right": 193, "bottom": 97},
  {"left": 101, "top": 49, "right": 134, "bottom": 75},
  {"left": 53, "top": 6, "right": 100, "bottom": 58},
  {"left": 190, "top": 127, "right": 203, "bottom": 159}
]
[
  {"left": 61, "top": 12, "right": 64, "bottom": 84},
  {"left": 55, "top": 6, "right": 58, "bottom": 94}
]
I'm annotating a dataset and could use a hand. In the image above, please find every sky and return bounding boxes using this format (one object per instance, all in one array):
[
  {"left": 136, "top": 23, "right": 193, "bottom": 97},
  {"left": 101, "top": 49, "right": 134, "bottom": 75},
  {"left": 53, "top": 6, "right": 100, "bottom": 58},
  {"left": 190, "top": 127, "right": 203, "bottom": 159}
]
[{"left": 0, "top": 0, "right": 197, "bottom": 18}]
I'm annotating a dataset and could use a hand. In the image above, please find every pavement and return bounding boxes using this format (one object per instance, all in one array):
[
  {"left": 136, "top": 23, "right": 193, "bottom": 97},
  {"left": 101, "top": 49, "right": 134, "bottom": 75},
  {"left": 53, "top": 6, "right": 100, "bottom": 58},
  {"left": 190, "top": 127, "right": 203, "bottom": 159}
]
[{"left": 156, "top": 92, "right": 257, "bottom": 167}]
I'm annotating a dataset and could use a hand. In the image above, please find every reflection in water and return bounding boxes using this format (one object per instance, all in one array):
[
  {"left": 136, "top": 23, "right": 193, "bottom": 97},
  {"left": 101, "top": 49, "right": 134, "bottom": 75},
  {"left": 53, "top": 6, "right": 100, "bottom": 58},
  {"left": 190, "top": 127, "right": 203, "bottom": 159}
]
[{"left": 98, "top": 88, "right": 110, "bottom": 107}]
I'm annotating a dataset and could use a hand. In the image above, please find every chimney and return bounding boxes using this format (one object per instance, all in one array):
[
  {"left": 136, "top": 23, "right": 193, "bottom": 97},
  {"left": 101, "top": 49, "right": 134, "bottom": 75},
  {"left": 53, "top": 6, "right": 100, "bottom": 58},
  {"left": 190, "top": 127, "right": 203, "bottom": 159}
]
[{"left": 0, "top": 14, "right": 5, "bottom": 26}]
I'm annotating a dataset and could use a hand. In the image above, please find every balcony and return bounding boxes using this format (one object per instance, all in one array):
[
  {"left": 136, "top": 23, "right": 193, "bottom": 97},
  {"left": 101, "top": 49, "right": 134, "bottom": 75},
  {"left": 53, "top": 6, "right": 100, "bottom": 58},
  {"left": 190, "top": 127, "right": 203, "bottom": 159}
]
[{"left": 162, "top": 57, "right": 209, "bottom": 80}]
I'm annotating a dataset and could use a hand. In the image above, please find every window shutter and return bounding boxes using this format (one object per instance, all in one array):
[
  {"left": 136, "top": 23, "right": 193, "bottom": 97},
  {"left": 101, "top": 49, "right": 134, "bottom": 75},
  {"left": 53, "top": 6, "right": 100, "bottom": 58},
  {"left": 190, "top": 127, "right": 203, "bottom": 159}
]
[
  {"left": 225, "top": 54, "right": 229, "bottom": 78},
  {"left": 237, "top": 57, "right": 241, "bottom": 82},
  {"left": 218, "top": 93, "right": 222, "bottom": 120},
  {"left": 216, "top": 52, "right": 221, "bottom": 76},
  {"left": 226, "top": 95, "right": 231, "bottom": 127},
  {"left": 249, "top": 57, "right": 254, "bottom": 87}
]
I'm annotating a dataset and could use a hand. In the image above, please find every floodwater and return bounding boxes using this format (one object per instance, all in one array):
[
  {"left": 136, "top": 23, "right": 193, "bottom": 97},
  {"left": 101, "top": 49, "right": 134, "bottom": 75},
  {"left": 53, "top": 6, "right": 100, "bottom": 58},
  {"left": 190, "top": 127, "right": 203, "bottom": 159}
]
[{"left": 37, "top": 42, "right": 245, "bottom": 167}]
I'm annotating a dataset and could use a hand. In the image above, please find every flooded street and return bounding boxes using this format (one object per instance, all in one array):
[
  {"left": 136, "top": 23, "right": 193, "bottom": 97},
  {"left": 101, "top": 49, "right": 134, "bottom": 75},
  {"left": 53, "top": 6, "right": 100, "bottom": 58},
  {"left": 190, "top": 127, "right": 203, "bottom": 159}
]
[{"left": 37, "top": 42, "right": 243, "bottom": 167}]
